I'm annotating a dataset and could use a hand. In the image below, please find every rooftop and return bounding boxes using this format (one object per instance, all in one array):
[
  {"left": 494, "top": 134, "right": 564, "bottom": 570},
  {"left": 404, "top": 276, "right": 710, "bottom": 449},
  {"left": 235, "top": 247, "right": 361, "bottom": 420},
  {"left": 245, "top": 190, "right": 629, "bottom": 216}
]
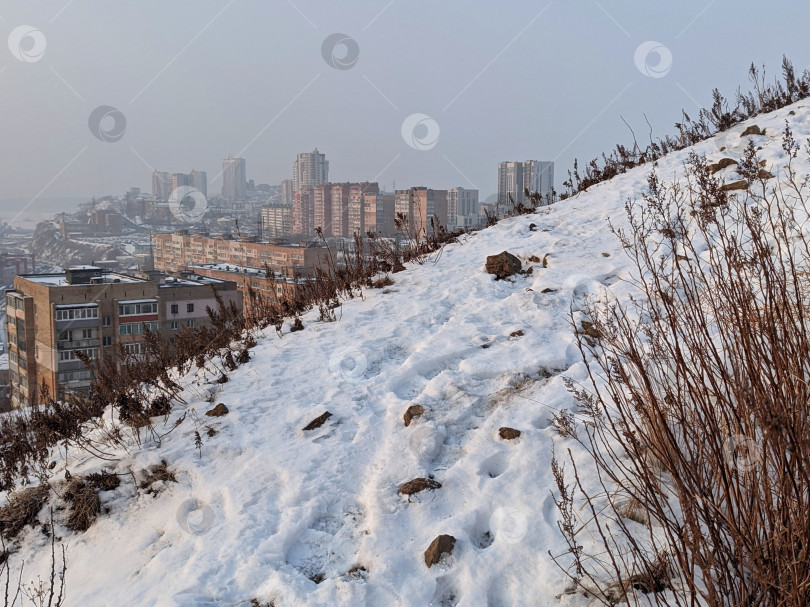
[
  {"left": 19, "top": 272, "right": 144, "bottom": 286},
  {"left": 190, "top": 264, "right": 306, "bottom": 284},
  {"left": 160, "top": 274, "right": 227, "bottom": 287}
]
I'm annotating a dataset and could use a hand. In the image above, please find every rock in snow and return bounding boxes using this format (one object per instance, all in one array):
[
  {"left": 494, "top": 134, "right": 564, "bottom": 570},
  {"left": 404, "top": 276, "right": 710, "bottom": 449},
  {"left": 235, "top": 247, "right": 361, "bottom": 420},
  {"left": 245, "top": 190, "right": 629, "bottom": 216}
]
[
  {"left": 205, "top": 403, "right": 229, "bottom": 417},
  {"left": 485, "top": 251, "right": 522, "bottom": 279},
  {"left": 424, "top": 534, "right": 456, "bottom": 568}
]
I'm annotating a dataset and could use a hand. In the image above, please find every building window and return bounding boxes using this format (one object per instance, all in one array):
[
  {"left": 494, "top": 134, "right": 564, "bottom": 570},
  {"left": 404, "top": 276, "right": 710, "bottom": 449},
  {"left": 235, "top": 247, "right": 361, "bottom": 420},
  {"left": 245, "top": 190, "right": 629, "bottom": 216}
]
[
  {"left": 124, "top": 343, "right": 143, "bottom": 356},
  {"left": 59, "top": 330, "right": 73, "bottom": 342},
  {"left": 58, "top": 348, "right": 98, "bottom": 362},
  {"left": 82, "top": 329, "right": 93, "bottom": 339},
  {"left": 119, "top": 302, "right": 158, "bottom": 317},
  {"left": 102, "top": 336, "right": 112, "bottom": 347},
  {"left": 55, "top": 307, "right": 98, "bottom": 321},
  {"left": 186, "top": 319, "right": 195, "bottom": 328},
  {"left": 119, "top": 322, "right": 158, "bottom": 336},
  {"left": 171, "top": 321, "right": 179, "bottom": 330},
  {"left": 186, "top": 303, "right": 194, "bottom": 313},
  {"left": 171, "top": 304, "right": 179, "bottom": 314},
  {"left": 103, "top": 316, "right": 111, "bottom": 327}
]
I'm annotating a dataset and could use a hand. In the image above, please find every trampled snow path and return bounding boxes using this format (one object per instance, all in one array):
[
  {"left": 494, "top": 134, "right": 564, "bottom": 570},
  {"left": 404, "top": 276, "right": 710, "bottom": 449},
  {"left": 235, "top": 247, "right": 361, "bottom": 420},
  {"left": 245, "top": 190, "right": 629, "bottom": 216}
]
[{"left": 8, "top": 101, "right": 810, "bottom": 606}]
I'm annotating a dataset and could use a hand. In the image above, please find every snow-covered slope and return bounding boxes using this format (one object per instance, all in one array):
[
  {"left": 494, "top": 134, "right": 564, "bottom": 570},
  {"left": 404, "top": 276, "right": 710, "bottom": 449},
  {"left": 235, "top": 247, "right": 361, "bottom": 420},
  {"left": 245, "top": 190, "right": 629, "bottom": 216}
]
[{"left": 11, "top": 101, "right": 810, "bottom": 607}]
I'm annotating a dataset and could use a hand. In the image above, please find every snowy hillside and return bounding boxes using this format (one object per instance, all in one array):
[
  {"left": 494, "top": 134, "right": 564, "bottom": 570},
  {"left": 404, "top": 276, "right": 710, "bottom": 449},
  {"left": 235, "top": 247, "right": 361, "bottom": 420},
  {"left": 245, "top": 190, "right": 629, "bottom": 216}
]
[{"left": 9, "top": 100, "right": 810, "bottom": 607}]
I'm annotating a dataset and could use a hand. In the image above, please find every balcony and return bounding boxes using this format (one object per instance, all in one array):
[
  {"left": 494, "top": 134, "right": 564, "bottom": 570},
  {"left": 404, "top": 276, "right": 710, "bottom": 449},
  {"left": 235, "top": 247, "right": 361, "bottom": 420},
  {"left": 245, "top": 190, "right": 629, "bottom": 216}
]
[{"left": 57, "top": 338, "right": 100, "bottom": 350}]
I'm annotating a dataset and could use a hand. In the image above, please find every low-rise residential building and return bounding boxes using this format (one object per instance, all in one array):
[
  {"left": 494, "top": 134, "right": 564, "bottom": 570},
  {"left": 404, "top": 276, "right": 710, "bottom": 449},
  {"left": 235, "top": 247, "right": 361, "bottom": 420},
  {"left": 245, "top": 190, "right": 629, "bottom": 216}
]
[
  {"left": 189, "top": 265, "right": 309, "bottom": 317},
  {"left": 152, "top": 232, "right": 331, "bottom": 278},
  {"left": 4, "top": 266, "right": 240, "bottom": 407}
]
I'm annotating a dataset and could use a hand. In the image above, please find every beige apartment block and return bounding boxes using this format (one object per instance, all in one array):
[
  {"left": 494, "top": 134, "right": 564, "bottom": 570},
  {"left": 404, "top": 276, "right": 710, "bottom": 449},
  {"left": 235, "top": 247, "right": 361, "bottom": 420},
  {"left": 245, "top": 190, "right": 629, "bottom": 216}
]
[
  {"left": 152, "top": 232, "right": 331, "bottom": 278},
  {"left": 5, "top": 267, "right": 240, "bottom": 407}
]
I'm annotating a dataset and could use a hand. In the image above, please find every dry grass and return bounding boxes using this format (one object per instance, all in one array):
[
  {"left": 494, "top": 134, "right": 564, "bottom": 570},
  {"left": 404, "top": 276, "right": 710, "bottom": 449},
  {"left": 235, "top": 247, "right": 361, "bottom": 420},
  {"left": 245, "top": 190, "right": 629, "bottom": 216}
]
[
  {"left": 63, "top": 479, "right": 100, "bottom": 532},
  {"left": 140, "top": 460, "right": 177, "bottom": 492},
  {"left": 0, "top": 485, "right": 48, "bottom": 540},
  {"left": 86, "top": 470, "right": 121, "bottom": 492},
  {"left": 552, "top": 136, "right": 810, "bottom": 606},
  {"left": 372, "top": 275, "right": 394, "bottom": 288}
]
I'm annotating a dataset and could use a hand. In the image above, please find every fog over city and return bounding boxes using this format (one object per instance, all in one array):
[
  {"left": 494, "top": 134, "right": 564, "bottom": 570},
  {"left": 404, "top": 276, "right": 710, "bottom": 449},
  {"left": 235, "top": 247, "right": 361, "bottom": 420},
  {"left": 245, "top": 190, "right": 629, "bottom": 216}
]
[{"left": 2, "top": 0, "right": 809, "bottom": 214}]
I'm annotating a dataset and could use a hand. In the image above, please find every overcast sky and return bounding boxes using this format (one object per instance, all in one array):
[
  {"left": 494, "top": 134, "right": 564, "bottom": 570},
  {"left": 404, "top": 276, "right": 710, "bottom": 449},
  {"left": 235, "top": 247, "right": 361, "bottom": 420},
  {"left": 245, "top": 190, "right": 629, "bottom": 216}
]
[{"left": 2, "top": 0, "right": 810, "bottom": 211}]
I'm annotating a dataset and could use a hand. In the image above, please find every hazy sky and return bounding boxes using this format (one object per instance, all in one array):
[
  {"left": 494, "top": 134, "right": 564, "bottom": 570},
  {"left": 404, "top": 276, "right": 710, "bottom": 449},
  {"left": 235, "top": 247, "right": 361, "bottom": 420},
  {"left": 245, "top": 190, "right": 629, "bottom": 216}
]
[{"left": 2, "top": 0, "right": 810, "bottom": 212}]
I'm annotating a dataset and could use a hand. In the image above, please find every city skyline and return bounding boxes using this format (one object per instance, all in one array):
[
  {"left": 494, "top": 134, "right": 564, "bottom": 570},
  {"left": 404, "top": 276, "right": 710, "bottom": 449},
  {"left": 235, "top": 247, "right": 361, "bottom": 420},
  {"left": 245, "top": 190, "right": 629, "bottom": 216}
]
[{"left": 3, "top": 1, "right": 808, "bottom": 216}]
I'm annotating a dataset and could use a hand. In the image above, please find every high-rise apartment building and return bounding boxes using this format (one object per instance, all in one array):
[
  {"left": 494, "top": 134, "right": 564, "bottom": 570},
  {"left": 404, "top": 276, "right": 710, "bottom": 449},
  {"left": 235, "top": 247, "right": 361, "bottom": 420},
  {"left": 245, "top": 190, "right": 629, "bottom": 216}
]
[
  {"left": 167, "top": 172, "right": 190, "bottom": 195},
  {"left": 292, "top": 188, "right": 315, "bottom": 237},
  {"left": 261, "top": 204, "right": 293, "bottom": 239},
  {"left": 497, "top": 160, "right": 554, "bottom": 209},
  {"left": 292, "top": 149, "right": 329, "bottom": 192},
  {"left": 222, "top": 156, "right": 247, "bottom": 201},
  {"left": 414, "top": 188, "right": 448, "bottom": 236},
  {"left": 348, "top": 183, "right": 379, "bottom": 237},
  {"left": 280, "top": 179, "right": 294, "bottom": 207},
  {"left": 395, "top": 188, "right": 448, "bottom": 236},
  {"left": 395, "top": 189, "right": 415, "bottom": 227},
  {"left": 5, "top": 267, "right": 240, "bottom": 406},
  {"left": 153, "top": 170, "right": 208, "bottom": 200},
  {"left": 364, "top": 193, "right": 395, "bottom": 237},
  {"left": 312, "top": 184, "right": 332, "bottom": 236},
  {"left": 447, "top": 187, "right": 480, "bottom": 230},
  {"left": 152, "top": 171, "right": 170, "bottom": 200},
  {"left": 190, "top": 170, "right": 208, "bottom": 197},
  {"left": 330, "top": 183, "right": 351, "bottom": 238},
  {"left": 524, "top": 161, "right": 554, "bottom": 201}
]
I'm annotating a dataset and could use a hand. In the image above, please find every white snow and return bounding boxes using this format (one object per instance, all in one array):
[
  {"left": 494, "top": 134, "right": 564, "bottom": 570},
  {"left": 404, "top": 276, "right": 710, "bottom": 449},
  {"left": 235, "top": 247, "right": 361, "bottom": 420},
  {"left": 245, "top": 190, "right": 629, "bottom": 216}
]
[{"left": 7, "top": 100, "right": 810, "bottom": 607}]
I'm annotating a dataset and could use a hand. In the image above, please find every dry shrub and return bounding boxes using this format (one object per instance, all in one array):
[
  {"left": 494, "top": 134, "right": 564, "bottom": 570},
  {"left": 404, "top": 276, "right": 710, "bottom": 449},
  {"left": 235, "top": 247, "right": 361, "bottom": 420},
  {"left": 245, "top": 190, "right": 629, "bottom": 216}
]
[
  {"left": 0, "top": 485, "right": 48, "bottom": 540},
  {"left": 372, "top": 275, "right": 394, "bottom": 288},
  {"left": 140, "top": 460, "right": 177, "bottom": 491},
  {"left": 560, "top": 56, "right": 810, "bottom": 200},
  {"left": 63, "top": 479, "right": 99, "bottom": 532},
  {"left": 552, "top": 128, "right": 810, "bottom": 605},
  {"left": 86, "top": 471, "right": 121, "bottom": 492}
]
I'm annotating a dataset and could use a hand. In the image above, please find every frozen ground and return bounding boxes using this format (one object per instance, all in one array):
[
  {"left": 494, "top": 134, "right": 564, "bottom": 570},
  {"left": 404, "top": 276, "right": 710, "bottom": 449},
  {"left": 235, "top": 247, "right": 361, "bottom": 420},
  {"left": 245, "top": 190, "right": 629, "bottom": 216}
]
[{"left": 7, "top": 100, "right": 810, "bottom": 606}]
